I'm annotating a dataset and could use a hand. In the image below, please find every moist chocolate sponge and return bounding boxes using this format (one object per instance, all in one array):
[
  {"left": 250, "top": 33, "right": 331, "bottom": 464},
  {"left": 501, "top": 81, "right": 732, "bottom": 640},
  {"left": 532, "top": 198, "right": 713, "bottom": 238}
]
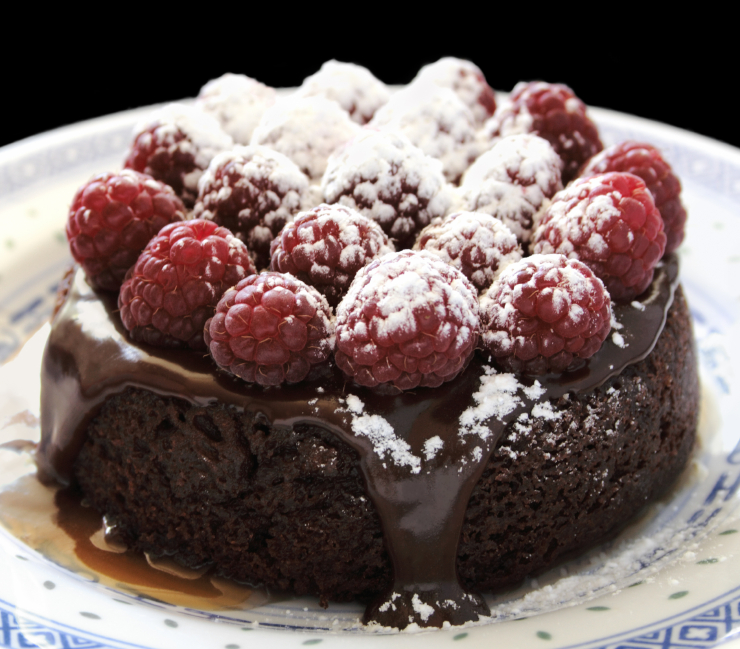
[{"left": 73, "top": 288, "right": 699, "bottom": 604}]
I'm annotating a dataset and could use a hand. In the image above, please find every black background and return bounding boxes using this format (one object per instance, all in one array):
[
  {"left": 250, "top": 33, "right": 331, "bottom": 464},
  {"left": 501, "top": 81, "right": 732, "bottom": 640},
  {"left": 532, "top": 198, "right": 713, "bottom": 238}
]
[{"left": 2, "top": 21, "right": 734, "bottom": 152}]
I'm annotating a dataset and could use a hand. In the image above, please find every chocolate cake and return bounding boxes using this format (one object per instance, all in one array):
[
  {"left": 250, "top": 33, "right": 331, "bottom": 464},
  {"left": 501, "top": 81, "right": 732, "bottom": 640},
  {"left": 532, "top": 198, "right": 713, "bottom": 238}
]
[{"left": 36, "top": 64, "right": 699, "bottom": 630}]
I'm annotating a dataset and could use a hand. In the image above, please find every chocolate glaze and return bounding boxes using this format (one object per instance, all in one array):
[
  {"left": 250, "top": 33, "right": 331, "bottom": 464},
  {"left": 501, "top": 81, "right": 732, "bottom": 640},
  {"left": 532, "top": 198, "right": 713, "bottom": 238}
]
[{"left": 37, "top": 258, "right": 678, "bottom": 629}]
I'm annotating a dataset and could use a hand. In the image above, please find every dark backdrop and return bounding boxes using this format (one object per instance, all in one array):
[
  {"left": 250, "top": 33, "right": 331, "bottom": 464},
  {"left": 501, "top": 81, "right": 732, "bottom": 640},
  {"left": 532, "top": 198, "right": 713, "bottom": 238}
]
[{"left": 2, "top": 22, "right": 734, "bottom": 151}]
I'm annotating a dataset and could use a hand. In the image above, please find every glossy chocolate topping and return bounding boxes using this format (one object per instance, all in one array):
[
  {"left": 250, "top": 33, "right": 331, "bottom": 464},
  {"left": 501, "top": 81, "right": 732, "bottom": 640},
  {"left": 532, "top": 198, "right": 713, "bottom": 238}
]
[{"left": 37, "top": 258, "right": 678, "bottom": 628}]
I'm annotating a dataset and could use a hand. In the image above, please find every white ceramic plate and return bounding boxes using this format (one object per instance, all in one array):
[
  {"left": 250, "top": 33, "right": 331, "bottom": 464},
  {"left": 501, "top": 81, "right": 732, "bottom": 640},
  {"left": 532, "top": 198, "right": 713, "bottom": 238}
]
[{"left": 1, "top": 101, "right": 740, "bottom": 649}]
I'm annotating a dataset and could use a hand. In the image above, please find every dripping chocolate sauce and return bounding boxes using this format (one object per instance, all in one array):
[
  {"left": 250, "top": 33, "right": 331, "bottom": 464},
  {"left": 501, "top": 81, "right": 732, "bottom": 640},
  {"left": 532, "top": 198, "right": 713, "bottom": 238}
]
[{"left": 35, "top": 258, "right": 678, "bottom": 629}]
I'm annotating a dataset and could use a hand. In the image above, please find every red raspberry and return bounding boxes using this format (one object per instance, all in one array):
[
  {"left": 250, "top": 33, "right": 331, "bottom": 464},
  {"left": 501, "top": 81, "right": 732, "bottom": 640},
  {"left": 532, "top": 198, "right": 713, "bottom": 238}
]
[
  {"left": 486, "top": 81, "right": 603, "bottom": 183},
  {"left": 194, "top": 145, "right": 311, "bottom": 271},
  {"left": 531, "top": 172, "right": 667, "bottom": 302},
  {"left": 124, "top": 104, "right": 233, "bottom": 207},
  {"left": 270, "top": 204, "right": 394, "bottom": 308},
  {"left": 118, "top": 220, "right": 256, "bottom": 349},
  {"left": 204, "top": 273, "right": 334, "bottom": 386},
  {"left": 580, "top": 141, "right": 687, "bottom": 254},
  {"left": 335, "top": 250, "right": 479, "bottom": 391},
  {"left": 66, "top": 170, "right": 186, "bottom": 291},
  {"left": 322, "top": 129, "right": 456, "bottom": 249},
  {"left": 480, "top": 254, "right": 611, "bottom": 374},
  {"left": 414, "top": 211, "right": 522, "bottom": 293}
]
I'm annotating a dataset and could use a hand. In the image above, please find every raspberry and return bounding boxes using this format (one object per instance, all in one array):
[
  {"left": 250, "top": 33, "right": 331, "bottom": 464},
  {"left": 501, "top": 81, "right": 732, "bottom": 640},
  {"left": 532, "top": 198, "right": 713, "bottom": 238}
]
[
  {"left": 295, "top": 60, "right": 390, "bottom": 125},
  {"left": 413, "top": 57, "right": 496, "bottom": 126},
  {"left": 335, "top": 250, "right": 479, "bottom": 391},
  {"left": 195, "top": 73, "right": 276, "bottom": 145},
  {"left": 369, "top": 83, "right": 481, "bottom": 183},
  {"left": 66, "top": 170, "right": 186, "bottom": 291},
  {"left": 486, "top": 81, "right": 602, "bottom": 183},
  {"left": 460, "top": 134, "right": 563, "bottom": 243},
  {"left": 194, "top": 145, "right": 311, "bottom": 271},
  {"left": 480, "top": 254, "right": 611, "bottom": 374},
  {"left": 204, "top": 273, "right": 334, "bottom": 386},
  {"left": 321, "top": 129, "right": 457, "bottom": 249},
  {"left": 124, "top": 103, "right": 233, "bottom": 207},
  {"left": 580, "top": 141, "right": 687, "bottom": 254},
  {"left": 250, "top": 96, "right": 360, "bottom": 182},
  {"left": 270, "top": 204, "right": 394, "bottom": 308},
  {"left": 531, "top": 172, "right": 667, "bottom": 302},
  {"left": 118, "top": 220, "right": 256, "bottom": 349},
  {"left": 415, "top": 212, "right": 522, "bottom": 292}
]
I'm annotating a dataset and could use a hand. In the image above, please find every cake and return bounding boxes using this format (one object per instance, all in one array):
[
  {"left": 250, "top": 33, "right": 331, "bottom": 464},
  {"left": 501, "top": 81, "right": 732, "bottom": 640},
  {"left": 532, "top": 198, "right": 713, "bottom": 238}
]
[{"left": 35, "top": 62, "right": 699, "bottom": 631}]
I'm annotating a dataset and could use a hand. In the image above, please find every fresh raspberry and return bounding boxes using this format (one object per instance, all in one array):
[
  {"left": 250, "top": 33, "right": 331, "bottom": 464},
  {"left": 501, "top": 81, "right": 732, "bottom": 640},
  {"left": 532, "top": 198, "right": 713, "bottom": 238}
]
[
  {"left": 322, "top": 129, "right": 457, "bottom": 249},
  {"left": 124, "top": 103, "right": 233, "bottom": 207},
  {"left": 118, "top": 220, "right": 256, "bottom": 349},
  {"left": 413, "top": 57, "right": 496, "bottom": 126},
  {"left": 295, "top": 60, "right": 390, "bottom": 125},
  {"left": 335, "top": 250, "right": 479, "bottom": 391},
  {"left": 270, "top": 204, "right": 394, "bottom": 308},
  {"left": 194, "top": 145, "right": 311, "bottom": 271},
  {"left": 370, "top": 83, "right": 481, "bottom": 183},
  {"left": 250, "top": 96, "right": 360, "bottom": 182},
  {"left": 486, "top": 81, "right": 603, "bottom": 183},
  {"left": 195, "top": 73, "right": 276, "bottom": 145},
  {"left": 480, "top": 254, "right": 611, "bottom": 374},
  {"left": 204, "top": 273, "right": 334, "bottom": 386},
  {"left": 579, "top": 141, "right": 687, "bottom": 254},
  {"left": 460, "top": 134, "right": 563, "bottom": 243},
  {"left": 415, "top": 212, "right": 522, "bottom": 292},
  {"left": 531, "top": 172, "right": 667, "bottom": 302},
  {"left": 66, "top": 170, "right": 186, "bottom": 291}
]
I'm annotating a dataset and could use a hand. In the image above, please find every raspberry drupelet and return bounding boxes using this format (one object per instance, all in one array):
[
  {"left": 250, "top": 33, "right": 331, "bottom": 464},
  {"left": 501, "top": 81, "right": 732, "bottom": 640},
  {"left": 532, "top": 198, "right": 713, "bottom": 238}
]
[
  {"left": 194, "top": 145, "right": 312, "bottom": 271},
  {"left": 124, "top": 104, "right": 233, "bottom": 208},
  {"left": 204, "top": 273, "right": 334, "bottom": 387},
  {"left": 480, "top": 254, "right": 612, "bottom": 374},
  {"left": 531, "top": 172, "right": 666, "bottom": 302},
  {"left": 579, "top": 141, "right": 687, "bottom": 255},
  {"left": 460, "top": 134, "right": 563, "bottom": 244},
  {"left": 335, "top": 250, "right": 480, "bottom": 391},
  {"left": 485, "top": 81, "right": 602, "bottom": 183},
  {"left": 270, "top": 204, "right": 394, "bottom": 308},
  {"left": 118, "top": 220, "right": 256, "bottom": 350},
  {"left": 321, "top": 129, "right": 457, "bottom": 250},
  {"left": 66, "top": 170, "right": 186, "bottom": 291},
  {"left": 414, "top": 211, "right": 522, "bottom": 293}
]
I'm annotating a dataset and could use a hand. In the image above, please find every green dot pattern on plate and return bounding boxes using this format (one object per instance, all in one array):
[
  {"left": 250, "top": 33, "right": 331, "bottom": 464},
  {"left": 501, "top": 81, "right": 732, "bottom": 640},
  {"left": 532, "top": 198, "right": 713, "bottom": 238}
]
[
  {"left": 5, "top": 239, "right": 14, "bottom": 249},
  {"left": 164, "top": 619, "right": 178, "bottom": 628},
  {"left": 586, "top": 606, "right": 610, "bottom": 611},
  {"left": 113, "top": 599, "right": 132, "bottom": 605},
  {"left": 43, "top": 581, "right": 55, "bottom": 590},
  {"left": 303, "top": 641, "right": 323, "bottom": 646},
  {"left": 537, "top": 631, "right": 552, "bottom": 640},
  {"left": 55, "top": 231, "right": 66, "bottom": 243},
  {"left": 669, "top": 591, "right": 689, "bottom": 600},
  {"left": 453, "top": 632, "right": 468, "bottom": 640},
  {"left": 15, "top": 555, "right": 27, "bottom": 561},
  {"left": 697, "top": 558, "right": 719, "bottom": 564},
  {"left": 720, "top": 529, "right": 738, "bottom": 535},
  {"left": 80, "top": 612, "right": 101, "bottom": 619},
  {"left": 628, "top": 580, "right": 644, "bottom": 588},
  {"left": 241, "top": 627, "right": 253, "bottom": 631}
]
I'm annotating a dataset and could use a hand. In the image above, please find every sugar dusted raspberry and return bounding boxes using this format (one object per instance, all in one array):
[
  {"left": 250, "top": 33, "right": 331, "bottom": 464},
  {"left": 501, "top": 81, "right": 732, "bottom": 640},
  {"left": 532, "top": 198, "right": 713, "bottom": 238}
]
[
  {"left": 124, "top": 104, "right": 233, "bottom": 207},
  {"left": 335, "top": 250, "right": 479, "bottom": 391},
  {"left": 460, "top": 134, "right": 563, "bottom": 243},
  {"left": 195, "top": 73, "right": 276, "bottom": 145},
  {"left": 250, "top": 96, "right": 361, "bottom": 182},
  {"left": 270, "top": 204, "right": 394, "bottom": 307},
  {"left": 486, "top": 81, "right": 602, "bottom": 183},
  {"left": 480, "top": 254, "right": 611, "bottom": 374},
  {"left": 194, "top": 145, "right": 311, "bottom": 271},
  {"left": 66, "top": 170, "right": 186, "bottom": 291},
  {"left": 413, "top": 57, "right": 496, "bottom": 126},
  {"left": 204, "top": 273, "right": 334, "bottom": 386},
  {"left": 322, "top": 129, "right": 457, "bottom": 249},
  {"left": 369, "top": 83, "right": 481, "bottom": 183},
  {"left": 414, "top": 211, "right": 522, "bottom": 292},
  {"left": 118, "top": 220, "right": 256, "bottom": 349},
  {"left": 295, "top": 60, "right": 390, "bottom": 125},
  {"left": 580, "top": 141, "right": 687, "bottom": 254},
  {"left": 531, "top": 172, "right": 666, "bottom": 302}
]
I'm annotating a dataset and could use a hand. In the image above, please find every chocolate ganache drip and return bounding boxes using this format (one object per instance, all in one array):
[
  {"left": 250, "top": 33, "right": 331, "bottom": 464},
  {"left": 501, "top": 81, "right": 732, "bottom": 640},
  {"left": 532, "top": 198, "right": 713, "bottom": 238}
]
[{"left": 37, "top": 257, "right": 678, "bottom": 629}]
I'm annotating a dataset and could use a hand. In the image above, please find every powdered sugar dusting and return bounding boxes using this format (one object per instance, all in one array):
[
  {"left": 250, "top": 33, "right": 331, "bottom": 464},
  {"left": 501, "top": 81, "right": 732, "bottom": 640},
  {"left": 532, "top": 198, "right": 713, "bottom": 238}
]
[
  {"left": 422, "top": 436, "right": 444, "bottom": 460},
  {"left": 411, "top": 594, "right": 435, "bottom": 622},
  {"left": 459, "top": 366, "right": 522, "bottom": 440},
  {"left": 531, "top": 401, "right": 562, "bottom": 421}
]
